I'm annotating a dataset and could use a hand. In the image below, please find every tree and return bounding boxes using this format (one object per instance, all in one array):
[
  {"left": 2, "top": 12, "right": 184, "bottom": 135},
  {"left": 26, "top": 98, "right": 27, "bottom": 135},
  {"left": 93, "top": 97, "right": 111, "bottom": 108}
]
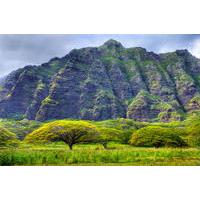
[
  {"left": 25, "top": 120, "right": 97, "bottom": 150},
  {"left": 0, "top": 126, "right": 18, "bottom": 147},
  {"left": 94, "top": 118, "right": 144, "bottom": 144},
  {"left": 186, "top": 119, "right": 200, "bottom": 147},
  {"left": 118, "top": 129, "right": 135, "bottom": 144},
  {"left": 54, "top": 122, "right": 97, "bottom": 150},
  {"left": 96, "top": 127, "right": 121, "bottom": 149},
  {"left": 130, "top": 126, "right": 187, "bottom": 147}
]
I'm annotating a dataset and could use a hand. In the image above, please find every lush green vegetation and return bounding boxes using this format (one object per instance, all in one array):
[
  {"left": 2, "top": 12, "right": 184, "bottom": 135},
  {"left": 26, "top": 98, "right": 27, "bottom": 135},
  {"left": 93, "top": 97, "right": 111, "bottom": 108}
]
[
  {"left": 95, "top": 127, "right": 122, "bottom": 149},
  {"left": 130, "top": 126, "right": 187, "bottom": 147},
  {"left": 0, "top": 143, "right": 199, "bottom": 166},
  {"left": 1, "top": 116, "right": 200, "bottom": 165},
  {"left": 25, "top": 120, "right": 97, "bottom": 150},
  {"left": 0, "top": 126, "right": 19, "bottom": 147},
  {"left": 0, "top": 118, "right": 41, "bottom": 139}
]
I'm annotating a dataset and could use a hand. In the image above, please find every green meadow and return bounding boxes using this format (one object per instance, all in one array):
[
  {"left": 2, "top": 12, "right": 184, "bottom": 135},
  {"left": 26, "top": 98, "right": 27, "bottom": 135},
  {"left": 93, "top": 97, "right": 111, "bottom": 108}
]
[
  {"left": 0, "top": 143, "right": 200, "bottom": 166},
  {"left": 1, "top": 114, "right": 200, "bottom": 166}
]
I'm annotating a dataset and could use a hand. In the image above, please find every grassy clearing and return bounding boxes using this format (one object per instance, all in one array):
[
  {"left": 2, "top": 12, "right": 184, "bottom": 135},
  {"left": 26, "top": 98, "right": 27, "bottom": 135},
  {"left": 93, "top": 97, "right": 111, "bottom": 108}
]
[{"left": 0, "top": 143, "right": 200, "bottom": 166}]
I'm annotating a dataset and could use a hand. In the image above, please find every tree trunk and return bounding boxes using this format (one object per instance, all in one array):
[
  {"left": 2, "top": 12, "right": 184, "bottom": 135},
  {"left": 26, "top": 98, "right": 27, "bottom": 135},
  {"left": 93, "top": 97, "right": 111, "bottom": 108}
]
[
  {"left": 69, "top": 144, "right": 73, "bottom": 150},
  {"left": 102, "top": 143, "right": 107, "bottom": 149}
]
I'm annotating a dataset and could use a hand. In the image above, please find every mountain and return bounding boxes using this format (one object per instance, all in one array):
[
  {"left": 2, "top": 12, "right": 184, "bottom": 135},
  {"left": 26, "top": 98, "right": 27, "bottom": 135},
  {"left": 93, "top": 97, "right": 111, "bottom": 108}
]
[
  {"left": 0, "top": 76, "right": 6, "bottom": 86},
  {"left": 0, "top": 39, "right": 200, "bottom": 122}
]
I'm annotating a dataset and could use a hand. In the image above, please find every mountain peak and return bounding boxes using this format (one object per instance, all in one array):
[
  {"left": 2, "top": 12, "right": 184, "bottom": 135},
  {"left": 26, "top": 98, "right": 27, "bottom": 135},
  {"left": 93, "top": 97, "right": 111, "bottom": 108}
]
[
  {"left": 1, "top": 40, "right": 200, "bottom": 122},
  {"left": 175, "top": 49, "right": 190, "bottom": 57},
  {"left": 102, "top": 39, "right": 124, "bottom": 49}
]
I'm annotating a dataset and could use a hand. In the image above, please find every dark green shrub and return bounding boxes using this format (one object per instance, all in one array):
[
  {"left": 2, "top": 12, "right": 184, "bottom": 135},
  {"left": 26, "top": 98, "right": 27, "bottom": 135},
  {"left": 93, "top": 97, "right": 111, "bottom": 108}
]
[{"left": 118, "top": 130, "right": 134, "bottom": 144}]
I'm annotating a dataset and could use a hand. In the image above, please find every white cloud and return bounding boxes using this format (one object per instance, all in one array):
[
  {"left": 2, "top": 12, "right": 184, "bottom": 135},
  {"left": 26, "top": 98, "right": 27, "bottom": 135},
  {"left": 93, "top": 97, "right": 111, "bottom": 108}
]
[
  {"left": 190, "top": 39, "right": 200, "bottom": 58},
  {"left": 158, "top": 46, "right": 176, "bottom": 54},
  {"left": 0, "top": 35, "right": 200, "bottom": 77}
]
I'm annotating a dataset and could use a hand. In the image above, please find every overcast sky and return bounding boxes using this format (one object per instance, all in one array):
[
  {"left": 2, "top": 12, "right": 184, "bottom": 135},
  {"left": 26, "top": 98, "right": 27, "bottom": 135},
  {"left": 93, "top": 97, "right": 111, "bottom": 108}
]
[{"left": 0, "top": 34, "right": 200, "bottom": 77}]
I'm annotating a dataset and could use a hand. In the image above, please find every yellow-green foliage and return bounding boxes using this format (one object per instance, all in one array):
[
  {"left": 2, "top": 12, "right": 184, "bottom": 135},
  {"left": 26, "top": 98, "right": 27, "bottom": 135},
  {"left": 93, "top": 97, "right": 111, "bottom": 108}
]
[
  {"left": 41, "top": 96, "right": 58, "bottom": 106},
  {"left": 1, "top": 143, "right": 200, "bottom": 166},
  {"left": 94, "top": 118, "right": 146, "bottom": 129},
  {"left": 36, "top": 81, "right": 45, "bottom": 91},
  {"left": 185, "top": 115, "right": 200, "bottom": 146},
  {"left": 96, "top": 127, "right": 122, "bottom": 148},
  {"left": 0, "top": 119, "right": 42, "bottom": 140},
  {"left": 2, "top": 116, "right": 200, "bottom": 149},
  {"left": 94, "top": 118, "right": 146, "bottom": 144},
  {"left": 187, "top": 95, "right": 200, "bottom": 109},
  {"left": 25, "top": 120, "right": 98, "bottom": 149},
  {"left": 130, "top": 126, "right": 187, "bottom": 147},
  {"left": 0, "top": 126, "right": 18, "bottom": 147}
]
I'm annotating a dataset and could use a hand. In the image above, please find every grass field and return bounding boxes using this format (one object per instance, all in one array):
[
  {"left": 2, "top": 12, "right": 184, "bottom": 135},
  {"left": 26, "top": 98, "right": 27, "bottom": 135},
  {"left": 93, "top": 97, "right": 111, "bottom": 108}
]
[{"left": 0, "top": 143, "right": 200, "bottom": 166}]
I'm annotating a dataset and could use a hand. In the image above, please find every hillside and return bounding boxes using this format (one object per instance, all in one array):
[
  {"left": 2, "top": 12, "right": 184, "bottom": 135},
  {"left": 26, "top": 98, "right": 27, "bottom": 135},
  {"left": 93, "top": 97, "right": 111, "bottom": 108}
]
[{"left": 1, "top": 39, "right": 200, "bottom": 122}]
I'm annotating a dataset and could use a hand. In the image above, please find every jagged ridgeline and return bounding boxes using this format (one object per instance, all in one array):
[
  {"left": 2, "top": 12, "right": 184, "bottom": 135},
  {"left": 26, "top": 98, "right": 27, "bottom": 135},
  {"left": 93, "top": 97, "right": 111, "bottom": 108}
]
[{"left": 1, "top": 39, "right": 200, "bottom": 122}]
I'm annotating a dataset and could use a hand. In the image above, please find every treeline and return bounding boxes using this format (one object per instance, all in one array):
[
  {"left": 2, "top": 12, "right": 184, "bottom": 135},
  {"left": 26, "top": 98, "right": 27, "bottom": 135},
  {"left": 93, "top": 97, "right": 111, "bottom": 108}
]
[{"left": 0, "top": 115, "right": 200, "bottom": 149}]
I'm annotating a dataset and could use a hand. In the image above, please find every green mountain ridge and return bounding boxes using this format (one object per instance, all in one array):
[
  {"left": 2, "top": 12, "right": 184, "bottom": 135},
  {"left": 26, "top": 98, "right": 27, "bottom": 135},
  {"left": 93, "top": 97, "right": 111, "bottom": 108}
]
[{"left": 0, "top": 39, "right": 200, "bottom": 122}]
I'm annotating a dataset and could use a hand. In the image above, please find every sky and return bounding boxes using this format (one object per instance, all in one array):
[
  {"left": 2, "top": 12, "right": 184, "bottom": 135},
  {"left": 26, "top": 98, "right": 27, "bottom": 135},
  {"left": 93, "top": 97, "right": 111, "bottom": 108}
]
[{"left": 0, "top": 34, "right": 200, "bottom": 77}]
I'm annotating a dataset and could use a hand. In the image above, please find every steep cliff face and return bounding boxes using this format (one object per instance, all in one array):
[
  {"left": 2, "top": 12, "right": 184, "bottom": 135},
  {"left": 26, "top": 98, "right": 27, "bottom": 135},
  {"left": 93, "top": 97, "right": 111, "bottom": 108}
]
[{"left": 1, "top": 39, "right": 200, "bottom": 122}]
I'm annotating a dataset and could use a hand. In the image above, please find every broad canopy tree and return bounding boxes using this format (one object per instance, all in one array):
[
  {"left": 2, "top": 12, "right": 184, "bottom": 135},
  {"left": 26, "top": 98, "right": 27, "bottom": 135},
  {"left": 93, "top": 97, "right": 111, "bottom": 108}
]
[
  {"left": 130, "top": 126, "right": 187, "bottom": 147},
  {"left": 25, "top": 120, "right": 98, "bottom": 150},
  {"left": 53, "top": 122, "right": 97, "bottom": 150}
]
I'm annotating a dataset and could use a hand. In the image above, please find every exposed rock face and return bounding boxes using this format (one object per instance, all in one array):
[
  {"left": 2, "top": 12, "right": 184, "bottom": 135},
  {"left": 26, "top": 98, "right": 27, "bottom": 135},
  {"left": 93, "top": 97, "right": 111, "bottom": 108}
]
[{"left": 1, "top": 39, "right": 200, "bottom": 122}]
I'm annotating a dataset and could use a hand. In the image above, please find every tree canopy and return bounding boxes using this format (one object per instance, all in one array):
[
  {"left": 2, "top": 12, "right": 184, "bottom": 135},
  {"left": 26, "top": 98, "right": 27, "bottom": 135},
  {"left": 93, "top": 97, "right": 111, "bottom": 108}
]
[
  {"left": 130, "top": 126, "right": 187, "bottom": 147},
  {"left": 96, "top": 127, "right": 122, "bottom": 148},
  {"left": 25, "top": 120, "right": 98, "bottom": 149},
  {"left": 0, "top": 126, "right": 18, "bottom": 147}
]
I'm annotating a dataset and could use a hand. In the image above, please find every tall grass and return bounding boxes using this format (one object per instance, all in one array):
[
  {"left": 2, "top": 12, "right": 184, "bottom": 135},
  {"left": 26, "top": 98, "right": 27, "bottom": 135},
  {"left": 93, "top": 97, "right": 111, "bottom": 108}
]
[{"left": 0, "top": 143, "right": 200, "bottom": 166}]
